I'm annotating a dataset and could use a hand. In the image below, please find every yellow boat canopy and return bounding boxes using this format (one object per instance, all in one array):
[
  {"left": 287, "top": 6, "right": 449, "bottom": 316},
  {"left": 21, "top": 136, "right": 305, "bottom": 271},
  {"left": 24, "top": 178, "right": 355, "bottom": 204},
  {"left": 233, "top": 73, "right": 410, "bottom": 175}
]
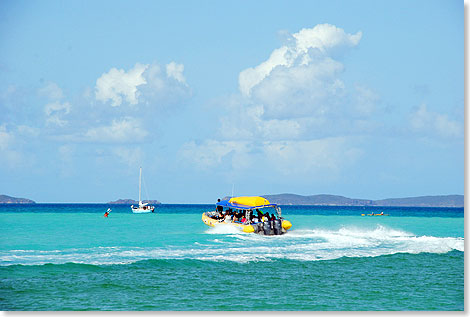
[{"left": 216, "top": 196, "right": 277, "bottom": 210}]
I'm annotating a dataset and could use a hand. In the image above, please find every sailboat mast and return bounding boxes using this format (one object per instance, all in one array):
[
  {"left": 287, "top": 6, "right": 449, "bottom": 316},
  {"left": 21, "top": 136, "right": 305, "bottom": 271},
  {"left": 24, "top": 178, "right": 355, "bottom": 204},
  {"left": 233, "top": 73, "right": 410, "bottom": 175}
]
[{"left": 139, "top": 167, "right": 142, "bottom": 203}]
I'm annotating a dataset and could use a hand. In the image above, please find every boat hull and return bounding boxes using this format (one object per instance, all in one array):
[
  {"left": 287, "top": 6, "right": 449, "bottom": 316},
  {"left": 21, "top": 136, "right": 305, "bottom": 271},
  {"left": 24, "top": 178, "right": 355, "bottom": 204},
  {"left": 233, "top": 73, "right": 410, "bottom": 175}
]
[
  {"left": 131, "top": 206, "right": 155, "bottom": 214},
  {"left": 202, "top": 212, "right": 291, "bottom": 235}
]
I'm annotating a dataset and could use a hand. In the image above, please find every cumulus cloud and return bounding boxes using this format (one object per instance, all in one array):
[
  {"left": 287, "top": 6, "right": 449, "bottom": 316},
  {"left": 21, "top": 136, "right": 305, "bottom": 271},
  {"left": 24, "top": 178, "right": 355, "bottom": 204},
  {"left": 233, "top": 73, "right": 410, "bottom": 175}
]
[
  {"left": 410, "top": 104, "right": 463, "bottom": 138},
  {"left": 95, "top": 62, "right": 190, "bottom": 107},
  {"left": 28, "top": 62, "right": 191, "bottom": 147},
  {"left": 251, "top": 58, "right": 346, "bottom": 119},
  {"left": 239, "top": 24, "right": 362, "bottom": 97},
  {"left": 180, "top": 24, "right": 367, "bottom": 177},
  {"left": 226, "top": 24, "right": 366, "bottom": 142},
  {"left": 95, "top": 63, "right": 148, "bottom": 107}
]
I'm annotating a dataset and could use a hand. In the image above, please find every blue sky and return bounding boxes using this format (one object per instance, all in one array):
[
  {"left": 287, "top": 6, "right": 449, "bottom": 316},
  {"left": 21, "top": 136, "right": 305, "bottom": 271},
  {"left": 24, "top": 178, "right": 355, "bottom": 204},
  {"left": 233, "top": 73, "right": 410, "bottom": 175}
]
[{"left": 0, "top": 0, "right": 463, "bottom": 203}]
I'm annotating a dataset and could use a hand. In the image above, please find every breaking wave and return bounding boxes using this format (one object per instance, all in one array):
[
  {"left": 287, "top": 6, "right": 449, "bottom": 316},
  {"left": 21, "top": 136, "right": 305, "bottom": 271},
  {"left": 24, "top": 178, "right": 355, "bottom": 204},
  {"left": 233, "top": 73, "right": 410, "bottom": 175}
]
[{"left": 1, "top": 225, "right": 463, "bottom": 265}]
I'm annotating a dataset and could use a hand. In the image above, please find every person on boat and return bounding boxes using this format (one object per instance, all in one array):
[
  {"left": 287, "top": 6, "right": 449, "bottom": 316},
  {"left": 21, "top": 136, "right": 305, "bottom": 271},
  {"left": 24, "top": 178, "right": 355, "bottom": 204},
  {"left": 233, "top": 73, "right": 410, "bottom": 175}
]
[
  {"left": 270, "top": 213, "right": 276, "bottom": 221},
  {"left": 262, "top": 213, "right": 269, "bottom": 222},
  {"left": 216, "top": 199, "right": 224, "bottom": 213},
  {"left": 217, "top": 208, "right": 227, "bottom": 221},
  {"left": 224, "top": 213, "right": 232, "bottom": 223},
  {"left": 241, "top": 215, "right": 247, "bottom": 223}
]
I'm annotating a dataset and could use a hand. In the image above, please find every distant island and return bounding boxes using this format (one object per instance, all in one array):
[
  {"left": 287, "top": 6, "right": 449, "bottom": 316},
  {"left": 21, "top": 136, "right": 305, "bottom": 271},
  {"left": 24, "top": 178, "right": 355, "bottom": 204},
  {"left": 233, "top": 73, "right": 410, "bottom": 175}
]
[
  {"left": 107, "top": 199, "right": 162, "bottom": 205},
  {"left": 0, "top": 194, "right": 35, "bottom": 204},
  {"left": 1, "top": 193, "right": 463, "bottom": 207},
  {"left": 261, "top": 194, "right": 464, "bottom": 208}
]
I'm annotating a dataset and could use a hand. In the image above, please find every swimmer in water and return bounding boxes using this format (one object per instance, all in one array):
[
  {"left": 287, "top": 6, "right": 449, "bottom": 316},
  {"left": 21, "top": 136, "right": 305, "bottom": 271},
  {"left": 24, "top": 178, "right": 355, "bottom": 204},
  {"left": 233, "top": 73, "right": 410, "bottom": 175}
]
[{"left": 104, "top": 208, "right": 111, "bottom": 217}]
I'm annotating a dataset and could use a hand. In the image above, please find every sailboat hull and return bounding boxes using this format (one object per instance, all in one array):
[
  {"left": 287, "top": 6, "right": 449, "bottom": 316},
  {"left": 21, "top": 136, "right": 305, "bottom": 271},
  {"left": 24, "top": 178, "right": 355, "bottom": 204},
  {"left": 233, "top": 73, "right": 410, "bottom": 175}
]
[
  {"left": 131, "top": 167, "right": 156, "bottom": 214},
  {"left": 131, "top": 206, "right": 155, "bottom": 214}
]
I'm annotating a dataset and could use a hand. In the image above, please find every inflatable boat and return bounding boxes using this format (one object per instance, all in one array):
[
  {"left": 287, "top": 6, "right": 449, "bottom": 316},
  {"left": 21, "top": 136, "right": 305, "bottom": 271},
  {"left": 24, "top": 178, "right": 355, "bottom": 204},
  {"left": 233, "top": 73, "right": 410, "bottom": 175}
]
[{"left": 202, "top": 196, "right": 292, "bottom": 235}]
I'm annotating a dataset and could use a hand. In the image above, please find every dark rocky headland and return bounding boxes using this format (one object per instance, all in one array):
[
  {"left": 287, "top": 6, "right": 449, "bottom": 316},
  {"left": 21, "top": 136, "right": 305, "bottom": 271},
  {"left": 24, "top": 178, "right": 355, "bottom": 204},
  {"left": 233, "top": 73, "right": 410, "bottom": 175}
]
[{"left": 0, "top": 195, "right": 36, "bottom": 204}]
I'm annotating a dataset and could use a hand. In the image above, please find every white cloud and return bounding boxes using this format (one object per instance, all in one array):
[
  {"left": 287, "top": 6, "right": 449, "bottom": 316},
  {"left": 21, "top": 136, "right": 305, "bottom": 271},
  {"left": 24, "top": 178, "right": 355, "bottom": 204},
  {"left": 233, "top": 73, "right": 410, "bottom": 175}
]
[
  {"left": 251, "top": 58, "right": 346, "bottom": 119},
  {"left": 166, "top": 62, "right": 186, "bottom": 83},
  {"left": 95, "top": 62, "right": 190, "bottom": 107},
  {"left": 180, "top": 24, "right": 368, "bottom": 178},
  {"left": 410, "top": 104, "right": 462, "bottom": 138},
  {"left": 83, "top": 117, "right": 148, "bottom": 143},
  {"left": 44, "top": 101, "right": 71, "bottom": 127},
  {"left": 239, "top": 24, "right": 362, "bottom": 97},
  {"left": 95, "top": 63, "right": 148, "bottom": 107},
  {"left": 220, "top": 24, "right": 369, "bottom": 146}
]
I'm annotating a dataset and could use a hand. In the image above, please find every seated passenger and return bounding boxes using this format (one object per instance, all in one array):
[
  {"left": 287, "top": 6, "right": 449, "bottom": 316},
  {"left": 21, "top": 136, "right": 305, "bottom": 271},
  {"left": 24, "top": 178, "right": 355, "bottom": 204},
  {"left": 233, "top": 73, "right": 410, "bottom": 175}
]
[
  {"left": 224, "top": 213, "right": 232, "bottom": 223},
  {"left": 250, "top": 213, "right": 256, "bottom": 223},
  {"left": 216, "top": 199, "right": 223, "bottom": 212},
  {"left": 241, "top": 216, "right": 247, "bottom": 223}
]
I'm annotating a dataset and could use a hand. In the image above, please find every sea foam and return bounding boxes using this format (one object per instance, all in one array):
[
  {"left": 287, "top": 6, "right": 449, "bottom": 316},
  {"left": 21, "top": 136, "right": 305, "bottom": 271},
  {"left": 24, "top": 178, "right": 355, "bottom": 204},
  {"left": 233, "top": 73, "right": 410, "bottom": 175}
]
[{"left": 0, "top": 225, "right": 463, "bottom": 265}]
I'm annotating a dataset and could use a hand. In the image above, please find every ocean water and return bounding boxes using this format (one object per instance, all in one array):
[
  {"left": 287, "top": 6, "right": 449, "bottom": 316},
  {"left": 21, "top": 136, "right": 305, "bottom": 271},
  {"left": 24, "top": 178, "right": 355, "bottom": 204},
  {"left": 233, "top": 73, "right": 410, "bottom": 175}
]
[{"left": 0, "top": 204, "right": 464, "bottom": 311}]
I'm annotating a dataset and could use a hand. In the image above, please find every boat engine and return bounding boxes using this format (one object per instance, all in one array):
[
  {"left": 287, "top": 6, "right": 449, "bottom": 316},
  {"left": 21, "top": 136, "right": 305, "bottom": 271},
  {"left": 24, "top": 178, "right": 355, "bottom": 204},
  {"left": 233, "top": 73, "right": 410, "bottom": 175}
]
[
  {"left": 263, "top": 221, "right": 272, "bottom": 235},
  {"left": 273, "top": 219, "right": 282, "bottom": 235},
  {"left": 251, "top": 223, "right": 260, "bottom": 234}
]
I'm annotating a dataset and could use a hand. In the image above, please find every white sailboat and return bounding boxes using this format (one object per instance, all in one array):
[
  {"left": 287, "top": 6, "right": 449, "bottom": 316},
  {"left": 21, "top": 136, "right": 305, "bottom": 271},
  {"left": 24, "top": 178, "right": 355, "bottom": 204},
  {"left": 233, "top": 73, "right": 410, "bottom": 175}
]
[{"left": 131, "top": 167, "right": 155, "bottom": 214}]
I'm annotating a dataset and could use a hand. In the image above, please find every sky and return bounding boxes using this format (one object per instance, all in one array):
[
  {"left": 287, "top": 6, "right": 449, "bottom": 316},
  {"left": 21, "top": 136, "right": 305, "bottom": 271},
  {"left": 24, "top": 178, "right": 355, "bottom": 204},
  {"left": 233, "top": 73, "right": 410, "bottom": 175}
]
[{"left": 0, "top": 0, "right": 464, "bottom": 203}]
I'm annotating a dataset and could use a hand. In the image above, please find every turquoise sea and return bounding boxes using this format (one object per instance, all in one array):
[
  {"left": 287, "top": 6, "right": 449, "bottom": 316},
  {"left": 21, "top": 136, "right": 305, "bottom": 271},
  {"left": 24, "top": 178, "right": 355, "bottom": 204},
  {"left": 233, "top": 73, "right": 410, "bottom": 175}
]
[{"left": 0, "top": 204, "right": 464, "bottom": 311}]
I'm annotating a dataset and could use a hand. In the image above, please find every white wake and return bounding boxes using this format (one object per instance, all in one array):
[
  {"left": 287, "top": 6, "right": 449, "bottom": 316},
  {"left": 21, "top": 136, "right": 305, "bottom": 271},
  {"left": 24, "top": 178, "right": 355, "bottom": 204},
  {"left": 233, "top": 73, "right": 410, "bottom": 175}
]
[{"left": 0, "top": 225, "right": 463, "bottom": 265}]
